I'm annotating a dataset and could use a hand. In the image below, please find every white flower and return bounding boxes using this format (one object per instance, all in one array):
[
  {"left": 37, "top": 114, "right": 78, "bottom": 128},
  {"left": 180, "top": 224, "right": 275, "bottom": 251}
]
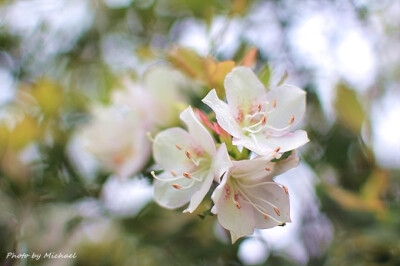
[
  {"left": 152, "top": 106, "right": 232, "bottom": 213},
  {"left": 211, "top": 154, "right": 299, "bottom": 243},
  {"left": 79, "top": 104, "right": 150, "bottom": 179},
  {"left": 203, "top": 66, "right": 309, "bottom": 155},
  {"left": 143, "top": 65, "right": 192, "bottom": 127},
  {"left": 113, "top": 65, "right": 191, "bottom": 129},
  {"left": 111, "top": 83, "right": 155, "bottom": 129}
]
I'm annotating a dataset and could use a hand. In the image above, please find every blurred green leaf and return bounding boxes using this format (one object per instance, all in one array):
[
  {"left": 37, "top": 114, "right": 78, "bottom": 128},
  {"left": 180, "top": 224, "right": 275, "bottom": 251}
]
[
  {"left": 168, "top": 46, "right": 206, "bottom": 80},
  {"left": 361, "top": 168, "right": 389, "bottom": 202},
  {"left": 8, "top": 116, "right": 41, "bottom": 150},
  {"left": 334, "top": 83, "right": 366, "bottom": 135},
  {"left": 29, "top": 78, "right": 64, "bottom": 117},
  {"left": 258, "top": 64, "right": 271, "bottom": 89},
  {"left": 208, "top": 60, "right": 235, "bottom": 98},
  {"left": 277, "top": 70, "right": 288, "bottom": 86},
  {"left": 229, "top": 0, "right": 249, "bottom": 15}
]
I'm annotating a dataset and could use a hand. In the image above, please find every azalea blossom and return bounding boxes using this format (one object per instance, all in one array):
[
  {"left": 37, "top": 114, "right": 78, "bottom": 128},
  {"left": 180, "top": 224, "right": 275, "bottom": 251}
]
[
  {"left": 79, "top": 104, "right": 150, "bottom": 179},
  {"left": 113, "top": 65, "right": 193, "bottom": 128},
  {"left": 203, "top": 66, "right": 309, "bottom": 155},
  {"left": 211, "top": 154, "right": 299, "bottom": 243},
  {"left": 143, "top": 65, "right": 193, "bottom": 127},
  {"left": 152, "top": 106, "right": 232, "bottom": 213},
  {"left": 112, "top": 83, "right": 155, "bottom": 129}
]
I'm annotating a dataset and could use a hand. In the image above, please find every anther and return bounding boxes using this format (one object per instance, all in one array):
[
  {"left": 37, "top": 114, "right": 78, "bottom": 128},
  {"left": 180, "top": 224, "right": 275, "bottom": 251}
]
[
  {"left": 257, "top": 103, "right": 262, "bottom": 112},
  {"left": 185, "top": 150, "right": 192, "bottom": 159},
  {"left": 172, "top": 184, "right": 182, "bottom": 189},
  {"left": 183, "top": 172, "right": 191, "bottom": 179},
  {"left": 274, "top": 147, "right": 281, "bottom": 153},
  {"left": 261, "top": 115, "right": 267, "bottom": 125},
  {"left": 265, "top": 167, "right": 271, "bottom": 171},
  {"left": 264, "top": 214, "right": 269, "bottom": 220},
  {"left": 289, "top": 115, "right": 295, "bottom": 125},
  {"left": 175, "top": 144, "right": 182, "bottom": 150},
  {"left": 274, "top": 207, "right": 281, "bottom": 216},
  {"left": 235, "top": 201, "right": 241, "bottom": 209},
  {"left": 282, "top": 185, "right": 289, "bottom": 194},
  {"left": 273, "top": 99, "right": 277, "bottom": 108},
  {"left": 170, "top": 170, "right": 177, "bottom": 177}
]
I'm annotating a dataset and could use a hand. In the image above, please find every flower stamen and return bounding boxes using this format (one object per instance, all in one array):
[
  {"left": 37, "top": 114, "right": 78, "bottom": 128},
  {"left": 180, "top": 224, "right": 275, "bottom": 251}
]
[
  {"left": 265, "top": 124, "right": 292, "bottom": 132},
  {"left": 231, "top": 192, "right": 241, "bottom": 209},
  {"left": 261, "top": 115, "right": 267, "bottom": 125},
  {"left": 239, "top": 193, "right": 282, "bottom": 223},
  {"left": 289, "top": 115, "right": 295, "bottom": 125},
  {"left": 235, "top": 181, "right": 281, "bottom": 212},
  {"left": 257, "top": 103, "right": 262, "bottom": 112},
  {"left": 151, "top": 171, "right": 182, "bottom": 182},
  {"left": 172, "top": 184, "right": 182, "bottom": 189},
  {"left": 175, "top": 144, "right": 182, "bottom": 150}
]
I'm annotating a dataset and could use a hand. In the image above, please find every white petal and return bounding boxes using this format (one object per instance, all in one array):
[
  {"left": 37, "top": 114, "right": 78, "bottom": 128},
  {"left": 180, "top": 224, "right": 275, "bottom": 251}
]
[
  {"left": 183, "top": 170, "right": 214, "bottom": 213},
  {"left": 233, "top": 130, "right": 309, "bottom": 155},
  {"left": 154, "top": 172, "right": 202, "bottom": 209},
  {"left": 246, "top": 182, "right": 291, "bottom": 228},
  {"left": 266, "top": 84, "right": 306, "bottom": 132},
  {"left": 202, "top": 89, "right": 243, "bottom": 138},
  {"left": 153, "top": 128, "right": 196, "bottom": 173},
  {"left": 117, "top": 132, "right": 151, "bottom": 179},
  {"left": 143, "top": 66, "right": 185, "bottom": 127},
  {"left": 224, "top": 66, "right": 266, "bottom": 115},
  {"left": 269, "top": 153, "right": 300, "bottom": 178},
  {"left": 212, "top": 173, "right": 256, "bottom": 243},
  {"left": 212, "top": 143, "right": 233, "bottom": 182},
  {"left": 262, "top": 130, "right": 309, "bottom": 153},
  {"left": 231, "top": 157, "right": 274, "bottom": 180},
  {"left": 232, "top": 135, "right": 272, "bottom": 155},
  {"left": 180, "top": 106, "right": 215, "bottom": 155},
  {"left": 143, "top": 66, "right": 183, "bottom": 102},
  {"left": 231, "top": 154, "right": 299, "bottom": 182}
]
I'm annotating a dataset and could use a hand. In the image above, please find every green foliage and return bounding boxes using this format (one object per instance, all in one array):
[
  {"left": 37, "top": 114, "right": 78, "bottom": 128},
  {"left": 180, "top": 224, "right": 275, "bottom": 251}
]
[
  {"left": 258, "top": 64, "right": 271, "bottom": 89},
  {"left": 334, "top": 83, "right": 366, "bottom": 135}
]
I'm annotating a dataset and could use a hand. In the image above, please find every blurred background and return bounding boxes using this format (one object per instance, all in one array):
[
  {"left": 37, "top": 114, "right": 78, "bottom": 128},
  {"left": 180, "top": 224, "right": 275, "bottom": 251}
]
[{"left": 1, "top": 0, "right": 400, "bottom": 265}]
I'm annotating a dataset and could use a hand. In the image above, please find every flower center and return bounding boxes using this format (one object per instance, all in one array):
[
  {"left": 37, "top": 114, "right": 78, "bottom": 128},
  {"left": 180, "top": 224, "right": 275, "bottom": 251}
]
[
  {"left": 241, "top": 99, "right": 295, "bottom": 135},
  {"left": 237, "top": 99, "right": 296, "bottom": 153},
  {"left": 151, "top": 143, "right": 211, "bottom": 190}
]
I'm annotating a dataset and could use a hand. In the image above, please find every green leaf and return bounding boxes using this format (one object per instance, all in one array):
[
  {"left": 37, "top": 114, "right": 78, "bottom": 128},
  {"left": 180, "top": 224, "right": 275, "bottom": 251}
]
[
  {"left": 334, "top": 83, "right": 366, "bottom": 135},
  {"left": 257, "top": 64, "right": 271, "bottom": 89},
  {"left": 277, "top": 70, "right": 288, "bottom": 86},
  {"left": 271, "top": 151, "right": 292, "bottom": 162}
]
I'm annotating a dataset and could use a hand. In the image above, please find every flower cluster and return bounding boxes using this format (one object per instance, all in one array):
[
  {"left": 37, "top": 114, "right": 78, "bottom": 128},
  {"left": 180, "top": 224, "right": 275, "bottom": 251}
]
[
  {"left": 78, "top": 65, "right": 189, "bottom": 179},
  {"left": 152, "top": 66, "right": 309, "bottom": 243}
]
